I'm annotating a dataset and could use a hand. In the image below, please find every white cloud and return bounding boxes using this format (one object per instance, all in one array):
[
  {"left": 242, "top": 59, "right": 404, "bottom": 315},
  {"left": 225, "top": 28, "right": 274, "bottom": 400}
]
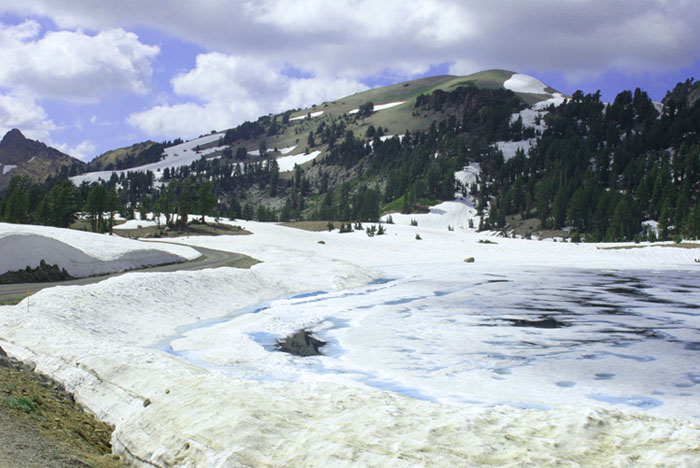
[
  {"left": 51, "top": 139, "right": 98, "bottom": 162},
  {"left": 0, "top": 20, "right": 159, "bottom": 101},
  {"left": 2, "top": 0, "right": 698, "bottom": 81},
  {"left": 0, "top": 91, "right": 57, "bottom": 141},
  {"left": 128, "top": 53, "right": 368, "bottom": 138}
]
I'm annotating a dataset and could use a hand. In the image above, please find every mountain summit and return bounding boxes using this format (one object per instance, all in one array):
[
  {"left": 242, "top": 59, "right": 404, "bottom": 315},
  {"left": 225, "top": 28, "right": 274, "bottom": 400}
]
[{"left": 0, "top": 129, "right": 84, "bottom": 191}]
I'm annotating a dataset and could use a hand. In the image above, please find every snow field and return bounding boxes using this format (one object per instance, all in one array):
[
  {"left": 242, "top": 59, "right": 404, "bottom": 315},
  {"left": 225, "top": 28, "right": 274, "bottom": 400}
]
[{"left": 1, "top": 220, "right": 700, "bottom": 466}]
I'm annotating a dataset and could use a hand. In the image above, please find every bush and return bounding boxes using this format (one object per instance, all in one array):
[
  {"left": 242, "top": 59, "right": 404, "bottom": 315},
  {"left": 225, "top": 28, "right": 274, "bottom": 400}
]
[
  {"left": 410, "top": 219, "right": 418, "bottom": 226},
  {"left": 415, "top": 233, "right": 422, "bottom": 240}
]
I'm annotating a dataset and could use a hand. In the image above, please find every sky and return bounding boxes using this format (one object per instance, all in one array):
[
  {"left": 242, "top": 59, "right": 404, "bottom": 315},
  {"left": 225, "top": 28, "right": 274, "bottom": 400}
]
[{"left": 0, "top": 1, "right": 698, "bottom": 162}]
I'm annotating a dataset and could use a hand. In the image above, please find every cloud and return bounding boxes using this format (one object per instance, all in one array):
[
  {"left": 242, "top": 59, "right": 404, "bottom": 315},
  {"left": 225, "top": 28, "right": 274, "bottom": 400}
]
[
  {"left": 128, "top": 53, "right": 367, "bottom": 138},
  {"left": 2, "top": 0, "right": 698, "bottom": 82},
  {"left": 0, "top": 90, "right": 57, "bottom": 141},
  {"left": 51, "top": 139, "right": 98, "bottom": 162},
  {"left": 0, "top": 20, "right": 159, "bottom": 101}
]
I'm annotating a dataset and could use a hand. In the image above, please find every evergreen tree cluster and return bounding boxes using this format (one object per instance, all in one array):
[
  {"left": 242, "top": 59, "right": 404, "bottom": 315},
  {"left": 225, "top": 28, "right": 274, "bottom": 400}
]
[{"left": 486, "top": 80, "right": 700, "bottom": 241}]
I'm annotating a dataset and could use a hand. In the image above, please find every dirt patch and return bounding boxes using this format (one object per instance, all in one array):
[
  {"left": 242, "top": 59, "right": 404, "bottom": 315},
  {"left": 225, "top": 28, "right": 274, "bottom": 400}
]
[
  {"left": 0, "top": 347, "right": 125, "bottom": 468},
  {"left": 114, "top": 221, "right": 251, "bottom": 239},
  {"left": 279, "top": 221, "right": 337, "bottom": 232}
]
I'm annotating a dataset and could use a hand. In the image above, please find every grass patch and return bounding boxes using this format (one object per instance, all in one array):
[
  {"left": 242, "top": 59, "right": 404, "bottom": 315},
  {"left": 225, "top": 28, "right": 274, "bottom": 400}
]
[
  {"left": 0, "top": 297, "right": 23, "bottom": 306},
  {"left": 2, "top": 396, "right": 38, "bottom": 414},
  {"left": 114, "top": 221, "right": 250, "bottom": 239}
]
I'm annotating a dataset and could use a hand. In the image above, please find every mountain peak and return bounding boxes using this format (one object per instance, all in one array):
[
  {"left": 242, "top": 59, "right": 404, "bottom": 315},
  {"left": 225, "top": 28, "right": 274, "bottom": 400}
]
[{"left": 1, "top": 128, "right": 26, "bottom": 145}]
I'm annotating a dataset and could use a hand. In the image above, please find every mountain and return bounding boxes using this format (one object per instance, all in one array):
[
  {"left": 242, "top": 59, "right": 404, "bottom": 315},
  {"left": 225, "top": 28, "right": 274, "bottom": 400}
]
[
  {"left": 73, "top": 69, "right": 563, "bottom": 186},
  {"left": 0, "top": 129, "right": 84, "bottom": 191}
]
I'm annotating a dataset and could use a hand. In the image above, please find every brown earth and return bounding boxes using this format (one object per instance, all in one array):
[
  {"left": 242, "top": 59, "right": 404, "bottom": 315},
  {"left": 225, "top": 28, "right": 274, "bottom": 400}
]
[{"left": 0, "top": 347, "right": 126, "bottom": 468}]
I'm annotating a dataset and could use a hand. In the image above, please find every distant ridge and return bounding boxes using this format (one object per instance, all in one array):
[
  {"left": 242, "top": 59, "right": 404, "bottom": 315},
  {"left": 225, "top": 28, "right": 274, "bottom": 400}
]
[{"left": 0, "top": 129, "right": 84, "bottom": 191}]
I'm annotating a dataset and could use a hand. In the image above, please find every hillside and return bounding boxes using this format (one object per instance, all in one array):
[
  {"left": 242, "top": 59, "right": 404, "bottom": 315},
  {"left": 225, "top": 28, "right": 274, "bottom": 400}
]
[
  {"left": 5, "top": 70, "right": 700, "bottom": 242},
  {"left": 0, "top": 129, "right": 84, "bottom": 192}
]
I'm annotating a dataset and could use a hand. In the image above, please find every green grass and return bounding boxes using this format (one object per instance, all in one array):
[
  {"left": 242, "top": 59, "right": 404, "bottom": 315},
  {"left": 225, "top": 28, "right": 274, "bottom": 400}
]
[{"left": 2, "top": 396, "right": 39, "bottom": 414}]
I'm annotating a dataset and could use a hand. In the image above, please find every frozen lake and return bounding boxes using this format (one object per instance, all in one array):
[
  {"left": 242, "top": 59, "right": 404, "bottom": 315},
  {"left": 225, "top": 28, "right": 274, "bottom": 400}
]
[{"left": 167, "top": 265, "right": 700, "bottom": 422}]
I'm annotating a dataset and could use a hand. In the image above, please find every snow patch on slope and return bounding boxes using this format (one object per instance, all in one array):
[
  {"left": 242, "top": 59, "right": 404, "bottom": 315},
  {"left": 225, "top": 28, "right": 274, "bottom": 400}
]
[
  {"left": 348, "top": 101, "right": 405, "bottom": 114},
  {"left": 2, "top": 164, "right": 17, "bottom": 175},
  {"left": 276, "top": 150, "right": 322, "bottom": 172},
  {"left": 71, "top": 133, "right": 224, "bottom": 185},
  {"left": 504, "top": 73, "right": 549, "bottom": 94},
  {"left": 290, "top": 111, "right": 324, "bottom": 121}
]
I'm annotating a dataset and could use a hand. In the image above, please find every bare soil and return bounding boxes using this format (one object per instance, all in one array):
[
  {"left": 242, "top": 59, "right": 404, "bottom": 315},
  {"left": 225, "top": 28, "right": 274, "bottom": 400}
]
[{"left": 0, "top": 348, "right": 125, "bottom": 468}]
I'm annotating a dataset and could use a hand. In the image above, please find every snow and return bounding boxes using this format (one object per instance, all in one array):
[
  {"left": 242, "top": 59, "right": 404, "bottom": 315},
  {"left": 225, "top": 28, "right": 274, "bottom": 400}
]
[
  {"left": 276, "top": 150, "right": 322, "bottom": 172},
  {"left": 289, "top": 111, "right": 324, "bottom": 121},
  {"left": 504, "top": 73, "right": 550, "bottom": 95},
  {"left": 2, "top": 164, "right": 17, "bottom": 175},
  {"left": 348, "top": 101, "right": 405, "bottom": 114},
  {"left": 278, "top": 145, "right": 297, "bottom": 154},
  {"left": 2, "top": 218, "right": 700, "bottom": 466},
  {"left": 70, "top": 133, "right": 224, "bottom": 185},
  {"left": 494, "top": 138, "right": 537, "bottom": 161},
  {"left": 0, "top": 223, "right": 199, "bottom": 277}
]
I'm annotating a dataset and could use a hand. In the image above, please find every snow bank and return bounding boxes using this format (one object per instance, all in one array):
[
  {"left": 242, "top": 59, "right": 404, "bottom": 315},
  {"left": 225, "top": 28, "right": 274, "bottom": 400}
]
[
  {"left": 276, "top": 150, "right": 322, "bottom": 172},
  {"left": 0, "top": 223, "right": 199, "bottom": 277}
]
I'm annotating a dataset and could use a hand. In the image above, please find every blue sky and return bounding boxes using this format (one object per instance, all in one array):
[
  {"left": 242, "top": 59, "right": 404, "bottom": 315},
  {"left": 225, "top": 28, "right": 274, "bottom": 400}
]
[{"left": 0, "top": 1, "right": 698, "bottom": 162}]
